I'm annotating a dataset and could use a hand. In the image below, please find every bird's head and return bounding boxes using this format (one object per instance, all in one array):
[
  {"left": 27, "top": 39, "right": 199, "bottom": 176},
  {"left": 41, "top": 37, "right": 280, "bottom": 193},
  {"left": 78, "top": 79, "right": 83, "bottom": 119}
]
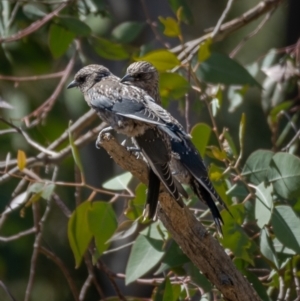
[
  {"left": 121, "top": 61, "right": 158, "bottom": 86},
  {"left": 121, "top": 61, "right": 160, "bottom": 104},
  {"left": 67, "top": 65, "right": 111, "bottom": 92}
]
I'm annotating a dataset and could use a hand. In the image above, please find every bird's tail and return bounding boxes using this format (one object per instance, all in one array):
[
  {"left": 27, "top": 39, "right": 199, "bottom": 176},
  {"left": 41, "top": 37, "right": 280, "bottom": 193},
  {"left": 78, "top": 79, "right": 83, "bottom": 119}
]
[
  {"left": 190, "top": 178, "right": 224, "bottom": 235},
  {"left": 144, "top": 169, "right": 160, "bottom": 220}
]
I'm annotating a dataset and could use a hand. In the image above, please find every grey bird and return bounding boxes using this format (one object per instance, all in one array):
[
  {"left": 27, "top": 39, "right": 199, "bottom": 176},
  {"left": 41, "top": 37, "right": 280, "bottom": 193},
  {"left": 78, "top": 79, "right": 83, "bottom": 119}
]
[
  {"left": 121, "top": 61, "right": 229, "bottom": 234},
  {"left": 67, "top": 64, "right": 187, "bottom": 219}
]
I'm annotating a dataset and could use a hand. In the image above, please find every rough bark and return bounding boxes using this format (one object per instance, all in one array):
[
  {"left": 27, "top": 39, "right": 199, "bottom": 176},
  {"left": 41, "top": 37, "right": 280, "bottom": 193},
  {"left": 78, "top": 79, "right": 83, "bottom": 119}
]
[{"left": 99, "top": 133, "right": 261, "bottom": 301}]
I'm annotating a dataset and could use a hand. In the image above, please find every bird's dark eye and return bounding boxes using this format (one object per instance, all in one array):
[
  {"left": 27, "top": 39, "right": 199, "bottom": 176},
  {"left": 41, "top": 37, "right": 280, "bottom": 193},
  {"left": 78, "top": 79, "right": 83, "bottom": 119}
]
[
  {"left": 134, "top": 73, "right": 142, "bottom": 80},
  {"left": 77, "top": 75, "right": 86, "bottom": 83}
]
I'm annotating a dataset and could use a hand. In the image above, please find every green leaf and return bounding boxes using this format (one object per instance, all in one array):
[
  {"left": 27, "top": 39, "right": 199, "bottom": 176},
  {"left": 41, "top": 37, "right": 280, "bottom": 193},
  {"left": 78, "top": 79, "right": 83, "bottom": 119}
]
[
  {"left": 126, "top": 183, "right": 147, "bottom": 220},
  {"left": 68, "top": 201, "right": 93, "bottom": 267},
  {"left": 226, "top": 183, "right": 248, "bottom": 199},
  {"left": 242, "top": 150, "right": 274, "bottom": 185},
  {"left": 140, "top": 221, "right": 168, "bottom": 240},
  {"left": 244, "top": 271, "right": 272, "bottom": 301},
  {"left": 267, "top": 152, "right": 300, "bottom": 199},
  {"left": 260, "top": 227, "right": 279, "bottom": 269},
  {"left": 197, "top": 38, "right": 212, "bottom": 63},
  {"left": 206, "top": 146, "right": 227, "bottom": 161},
  {"left": 273, "top": 237, "right": 296, "bottom": 255},
  {"left": 255, "top": 182, "right": 273, "bottom": 228},
  {"left": 27, "top": 182, "right": 55, "bottom": 201},
  {"left": 271, "top": 205, "right": 300, "bottom": 253},
  {"left": 137, "top": 50, "right": 180, "bottom": 71},
  {"left": 92, "top": 37, "right": 130, "bottom": 60},
  {"left": 125, "top": 234, "right": 165, "bottom": 284},
  {"left": 155, "top": 241, "right": 189, "bottom": 274},
  {"left": 220, "top": 204, "right": 254, "bottom": 264},
  {"left": 188, "top": 262, "right": 212, "bottom": 292},
  {"left": 227, "top": 85, "right": 249, "bottom": 112},
  {"left": 159, "top": 72, "right": 189, "bottom": 100},
  {"left": 102, "top": 171, "right": 132, "bottom": 191},
  {"left": 167, "top": 0, "right": 194, "bottom": 24},
  {"left": 238, "top": 113, "right": 246, "bottom": 160},
  {"left": 68, "top": 125, "right": 84, "bottom": 173},
  {"left": 223, "top": 130, "right": 238, "bottom": 158},
  {"left": 23, "top": 3, "right": 47, "bottom": 19},
  {"left": 48, "top": 24, "right": 75, "bottom": 58},
  {"left": 108, "top": 219, "right": 139, "bottom": 242},
  {"left": 268, "top": 101, "right": 293, "bottom": 124},
  {"left": 190, "top": 123, "right": 211, "bottom": 157},
  {"left": 58, "top": 16, "right": 91, "bottom": 36},
  {"left": 158, "top": 17, "right": 180, "bottom": 37},
  {"left": 87, "top": 202, "right": 117, "bottom": 255},
  {"left": 196, "top": 52, "right": 260, "bottom": 87},
  {"left": 112, "top": 21, "right": 145, "bottom": 43},
  {"left": 162, "top": 277, "right": 181, "bottom": 301},
  {"left": 41, "top": 183, "right": 55, "bottom": 201}
]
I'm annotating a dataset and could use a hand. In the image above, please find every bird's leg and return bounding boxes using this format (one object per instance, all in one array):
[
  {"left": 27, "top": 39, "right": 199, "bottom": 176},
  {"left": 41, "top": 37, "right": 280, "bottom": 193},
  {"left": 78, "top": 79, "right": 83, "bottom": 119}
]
[{"left": 95, "top": 126, "right": 113, "bottom": 149}]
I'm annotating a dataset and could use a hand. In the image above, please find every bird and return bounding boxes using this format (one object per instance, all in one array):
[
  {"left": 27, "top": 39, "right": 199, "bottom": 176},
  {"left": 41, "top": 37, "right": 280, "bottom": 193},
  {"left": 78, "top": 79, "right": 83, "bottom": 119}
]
[
  {"left": 67, "top": 64, "right": 187, "bottom": 219},
  {"left": 121, "top": 61, "right": 229, "bottom": 234}
]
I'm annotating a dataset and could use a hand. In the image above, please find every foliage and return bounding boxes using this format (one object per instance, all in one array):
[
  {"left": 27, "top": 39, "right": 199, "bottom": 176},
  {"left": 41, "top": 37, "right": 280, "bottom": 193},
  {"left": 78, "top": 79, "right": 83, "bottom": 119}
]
[{"left": 0, "top": 0, "right": 299, "bottom": 301}]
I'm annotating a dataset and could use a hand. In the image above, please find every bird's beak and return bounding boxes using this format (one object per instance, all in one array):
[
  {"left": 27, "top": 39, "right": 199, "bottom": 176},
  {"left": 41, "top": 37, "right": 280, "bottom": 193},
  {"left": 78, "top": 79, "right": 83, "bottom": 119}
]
[
  {"left": 67, "top": 80, "right": 78, "bottom": 89},
  {"left": 120, "top": 74, "right": 134, "bottom": 83}
]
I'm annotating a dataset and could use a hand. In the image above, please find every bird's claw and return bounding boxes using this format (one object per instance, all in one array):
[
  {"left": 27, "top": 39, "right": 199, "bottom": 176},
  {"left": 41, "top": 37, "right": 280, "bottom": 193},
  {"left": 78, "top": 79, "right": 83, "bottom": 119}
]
[
  {"left": 95, "top": 126, "right": 113, "bottom": 149},
  {"left": 126, "top": 146, "right": 142, "bottom": 158}
]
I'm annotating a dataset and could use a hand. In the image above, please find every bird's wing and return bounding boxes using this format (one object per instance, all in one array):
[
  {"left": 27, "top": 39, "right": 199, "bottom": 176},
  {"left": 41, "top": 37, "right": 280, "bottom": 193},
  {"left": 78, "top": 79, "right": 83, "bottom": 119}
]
[
  {"left": 90, "top": 95, "right": 166, "bottom": 126},
  {"left": 135, "top": 129, "right": 184, "bottom": 206}
]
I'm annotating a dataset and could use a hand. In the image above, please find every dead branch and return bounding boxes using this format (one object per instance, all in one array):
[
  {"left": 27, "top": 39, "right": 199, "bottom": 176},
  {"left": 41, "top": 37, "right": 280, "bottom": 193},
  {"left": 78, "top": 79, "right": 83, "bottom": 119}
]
[{"left": 98, "top": 133, "right": 261, "bottom": 301}]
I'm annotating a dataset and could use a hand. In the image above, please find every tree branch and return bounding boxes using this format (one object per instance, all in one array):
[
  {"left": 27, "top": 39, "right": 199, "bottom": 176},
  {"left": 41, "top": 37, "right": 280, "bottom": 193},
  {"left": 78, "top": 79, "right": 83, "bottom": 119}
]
[{"left": 98, "top": 133, "right": 261, "bottom": 301}]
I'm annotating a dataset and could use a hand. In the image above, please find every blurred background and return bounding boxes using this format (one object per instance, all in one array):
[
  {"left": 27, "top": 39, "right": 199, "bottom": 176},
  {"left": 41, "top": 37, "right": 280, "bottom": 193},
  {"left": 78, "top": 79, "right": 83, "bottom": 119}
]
[{"left": 0, "top": 0, "right": 299, "bottom": 300}]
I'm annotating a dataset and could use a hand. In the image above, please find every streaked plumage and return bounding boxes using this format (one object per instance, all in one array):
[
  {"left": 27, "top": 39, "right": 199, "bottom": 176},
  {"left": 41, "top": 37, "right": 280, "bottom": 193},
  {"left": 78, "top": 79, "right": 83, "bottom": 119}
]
[
  {"left": 121, "top": 61, "right": 229, "bottom": 234},
  {"left": 67, "top": 64, "right": 187, "bottom": 219}
]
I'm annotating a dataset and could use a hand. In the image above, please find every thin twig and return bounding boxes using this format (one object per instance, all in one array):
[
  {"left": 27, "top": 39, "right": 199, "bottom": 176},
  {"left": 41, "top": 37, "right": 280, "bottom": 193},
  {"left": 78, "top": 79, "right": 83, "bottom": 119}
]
[
  {"left": 84, "top": 254, "right": 106, "bottom": 300},
  {"left": 24, "top": 196, "right": 53, "bottom": 301},
  {"left": 0, "top": 2, "right": 70, "bottom": 43},
  {"left": 212, "top": 0, "right": 235, "bottom": 38},
  {"left": 39, "top": 246, "right": 80, "bottom": 301},
  {"left": 79, "top": 274, "right": 93, "bottom": 301},
  {"left": 140, "top": 0, "right": 169, "bottom": 48},
  {"left": 23, "top": 47, "right": 77, "bottom": 126},
  {"left": 230, "top": 8, "right": 275, "bottom": 58},
  {"left": 0, "top": 117, "right": 58, "bottom": 156},
  {"left": 0, "top": 281, "right": 17, "bottom": 301},
  {"left": 96, "top": 260, "right": 127, "bottom": 301},
  {"left": 0, "top": 227, "right": 36, "bottom": 242},
  {"left": 0, "top": 71, "right": 65, "bottom": 82}
]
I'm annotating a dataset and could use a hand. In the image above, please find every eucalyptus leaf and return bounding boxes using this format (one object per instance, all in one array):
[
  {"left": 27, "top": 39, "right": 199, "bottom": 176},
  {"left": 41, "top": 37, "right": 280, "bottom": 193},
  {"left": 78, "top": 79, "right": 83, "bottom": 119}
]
[
  {"left": 190, "top": 123, "right": 211, "bottom": 157},
  {"left": 103, "top": 171, "right": 132, "bottom": 191},
  {"left": 125, "top": 234, "right": 165, "bottom": 284},
  {"left": 271, "top": 205, "right": 300, "bottom": 253},
  {"left": 137, "top": 50, "right": 180, "bottom": 71},
  {"left": 242, "top": 150, "right": 274, "bottom": 185},
  {"left": 267, "top": 152, "right": 300, "bottom": 199},
  {"left": 48, "top": 24, "right": 75, "bottom": 58},
  {"left": 196, "top": 52, "right": 260, "bottom": 87},
  {"left": 112, "top": 21, "right": 145, "bottom": 43}
]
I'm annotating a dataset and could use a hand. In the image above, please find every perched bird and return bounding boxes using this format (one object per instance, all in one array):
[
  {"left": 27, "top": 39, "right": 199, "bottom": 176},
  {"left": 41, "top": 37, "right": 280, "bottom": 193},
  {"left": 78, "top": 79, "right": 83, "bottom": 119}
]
[
  {"left": 67, "top": 64, "right": 187, "bottom": 219},
  {"left": 121, "top": 61, "right": 229, "bottom": 234}
]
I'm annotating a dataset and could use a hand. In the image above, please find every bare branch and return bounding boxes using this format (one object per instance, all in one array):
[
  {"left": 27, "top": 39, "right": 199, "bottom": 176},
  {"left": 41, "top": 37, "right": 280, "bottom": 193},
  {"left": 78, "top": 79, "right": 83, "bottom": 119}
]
[
  {"left": 212, "top": 0, "right": 235, "bottom": 38},
  {"left": 24, "top": 48, "right": 77, "bottom": 126},
  {"left": 0, "top": 71, "right": 65, "bottom": 82},
  {"left": 0, "top": 227, "right": 36, "bottom": 242},
  {"left": 98, "top": 133, "right": 261, "bottom": 301},
  {"left": 172, "top": 0, "right": 285, "bottom": 62},
  {"left": 0, "top": 2, "right": 70, "bottom": 43},
  {"left": 39, "top": 246, "right": 80, "bottom": 301}
]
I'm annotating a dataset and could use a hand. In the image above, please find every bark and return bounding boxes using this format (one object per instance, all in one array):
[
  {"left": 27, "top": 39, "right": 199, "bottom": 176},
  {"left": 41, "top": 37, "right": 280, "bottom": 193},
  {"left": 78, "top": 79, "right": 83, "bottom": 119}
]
[{"left": 99, "top": 133, "right": 261, "bottom": 301}]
